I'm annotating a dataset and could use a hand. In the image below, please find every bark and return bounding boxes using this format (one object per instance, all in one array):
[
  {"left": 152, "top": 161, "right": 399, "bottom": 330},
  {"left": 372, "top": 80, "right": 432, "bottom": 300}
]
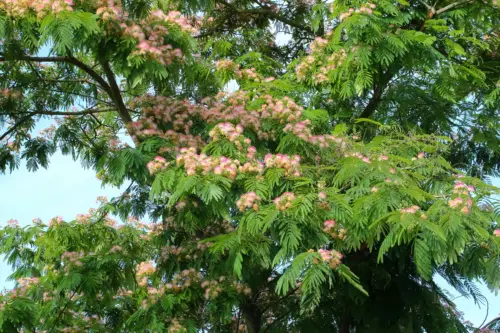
[{"left": 241, "top": 303, "right": 262, "bottom": 333}]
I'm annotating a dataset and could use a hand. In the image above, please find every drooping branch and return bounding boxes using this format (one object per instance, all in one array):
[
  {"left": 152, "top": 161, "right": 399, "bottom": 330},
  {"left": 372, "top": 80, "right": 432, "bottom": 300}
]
[
  {"left": 0, "top": 108, "right": 117, "bottom": 141},
  {"left": 0, "top": 114, "right": 34, "bottom": 141}
]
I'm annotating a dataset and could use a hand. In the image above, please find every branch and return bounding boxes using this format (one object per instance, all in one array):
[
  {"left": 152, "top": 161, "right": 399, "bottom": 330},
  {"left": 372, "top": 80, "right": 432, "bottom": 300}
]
[
  {"left": 101, "top": 61, "right": 132, "bottom": 125},
  {"left": 221, "top": 2, "right": 314, "bottom": 35},
  {"left": 0, "top": 55, "right": 113, "bottom": 96},
  {"left": 436, "top": 0, "right": 472, "bottom": 14},
  {"left": 357, "top": 67, "right": 399, "bottom": 119},
  {"left": 32, "top": 108, "right": 116, "bottom": 116},
  {"left": 0, "top": 108, "right": 116, "bottom": 141},
  {"left": 0, "top": 114, "right": 34, "bottom": 141}
]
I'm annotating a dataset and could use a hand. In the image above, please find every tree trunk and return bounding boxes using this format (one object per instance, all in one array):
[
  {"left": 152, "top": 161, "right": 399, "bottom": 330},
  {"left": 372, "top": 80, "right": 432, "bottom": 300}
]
[
  {"left": 339, "top": 315, "right": 351, "bottom": 333},
  {"left": 241, "top": 303, "right": 262, "bottom": 333}
]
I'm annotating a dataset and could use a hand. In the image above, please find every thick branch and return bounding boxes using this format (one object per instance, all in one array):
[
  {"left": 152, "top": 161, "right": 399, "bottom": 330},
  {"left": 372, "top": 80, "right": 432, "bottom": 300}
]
[
  {"left": 357, "top": 67, "right": 400, "bottom": 119},
  {"left": 0, "top": 55, "right": 113, "bottom": 96},
  {"left": 101, "top": 61, "right": 132, "bottom": 125}
]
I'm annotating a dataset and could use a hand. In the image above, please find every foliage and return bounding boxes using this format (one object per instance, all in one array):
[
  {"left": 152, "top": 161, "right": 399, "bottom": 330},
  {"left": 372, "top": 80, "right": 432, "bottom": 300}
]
[{"left": 0, "top": 0, "right": 499, "bottom": 332}]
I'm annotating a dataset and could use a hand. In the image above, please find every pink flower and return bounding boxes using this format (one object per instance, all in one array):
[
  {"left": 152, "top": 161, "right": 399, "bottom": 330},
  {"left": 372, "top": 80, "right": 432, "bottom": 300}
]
[
  {"left": 494, "top": 229, "right": 500, "bottom": 237},
  {"left": 323, "top": 220, "right": 336, "bottom": 230},
  {"left": 318, "top": 192, "right": 327, "bottom": 200},
  {"left": 417, "top": 152, "right": 425, "bottom": 159}
]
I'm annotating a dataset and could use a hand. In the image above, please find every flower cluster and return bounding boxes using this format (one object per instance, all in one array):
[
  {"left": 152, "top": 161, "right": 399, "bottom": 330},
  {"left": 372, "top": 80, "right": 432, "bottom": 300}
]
[
  {"left": 49, "top": 216, "right": 64, "bottom": 227},
  {"left": 200, "top": 279, "right": 223, "bottom": 299},
  {"left": 215, "top": 59, "right": 240, "bottom": 72},
  {"left": 236, "top": 192, "right": 261, "bottom": 212},
  {"left": 345, "top": 151, "right": 372, "bottom": 164},
  {"left": 264, "top": 154, "right": 301, "bottom": 176},
  {"left": 323, "top": 220, "right": 348, "bottom": 240},
  {"left": 168, "top": 319, "right": 186, "bottom": 333},
  {"left": 136, "top": 261, "right": 155, "bottom": 286},
  {"left": 318, "top": 249, "right": 343, "bottom": 269},
  {"left": 448, "top": 181, "right": 474, "bottom": 214},
  {"left": 176, "top": 147, "right": 239, "bottom": 179},
  {"left": 209, "top": 122, "right": 251, "bottom": 150},
  {"left": 0, "top": 0, "right": 73, "bottom": 19},
  {"left": 494, "top": 229, "right": 500, "bottom": 237},
  {"left": 39, "top": 124, "right": 57, "bottom": 140},
  {"left": 165, "top": 269, "right": 203, "bottom": 292},
  {"left": 401, "top": 205, "right": 420, "bottom": 214},
  {"left": 147, "top": 156, "right": 170, "bottom": 175},
  {"left": 7, "top": 219, "right": 18, "bottom": 227},
  {"left": 339, "top": 3, "right": 376, "bottom": 21},
  {"left": 9, "top": 277, "right": 40, "bottom": 298},
  {"left": 61, "top": 252, "right": 84, "bottom": 270},
  {"left": 309, "top": 37, "right": 328, "bottom": 53},
  {"left": 273, "top": 192, "right": 296, "bottom": 211},
  {"left": 1, "top": 88, "right": 22, "bottom": 99}
]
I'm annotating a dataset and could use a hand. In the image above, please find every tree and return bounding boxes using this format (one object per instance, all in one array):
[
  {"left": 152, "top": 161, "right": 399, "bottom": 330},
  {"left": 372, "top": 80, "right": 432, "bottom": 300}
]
[{"left": 0, "top": 0, "right": 499, "bottom": 332}]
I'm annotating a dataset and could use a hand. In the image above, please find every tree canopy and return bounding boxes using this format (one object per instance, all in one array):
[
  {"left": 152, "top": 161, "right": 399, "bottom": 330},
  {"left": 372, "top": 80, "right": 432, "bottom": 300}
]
[{"left": 0, "top": 0, "right": 500, "bottom": 332}]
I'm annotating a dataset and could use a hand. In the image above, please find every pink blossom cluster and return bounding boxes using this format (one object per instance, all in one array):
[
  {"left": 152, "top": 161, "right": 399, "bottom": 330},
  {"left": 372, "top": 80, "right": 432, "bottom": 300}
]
[
  {"left": 236, "top": 68, "right": 261, "bottom": 81},
  {"left": 9, "top": 277, "right": 40, "bottom": 298},
  {"left": 264, "top": 153, "right": 301, "bottom": 176},
  {"left": 448, "top": 181, "right": 474, "bottom": 214},
  {"left": 49, "top": 215, "right": 64, "bottom": 227},
  {"left": 76, "top": 213, "right": 91, "bottom": 223},
  {"left": 318, "top": 249, "right": 343, "bottom": 269},
  {"left": 323, "top": 220, "right": 347, "bottom": 240},
  {"left": 236, "top": 192, "right": 262, "bottom": 212},
  {"left": 309, "top": 37, "right": 329, "bottom": 53},
  {"left": 176, "top": 147, "right": 239, "bottom": 179},
  {"left": 411, "top": 152, "right": 426, "bottom": 161},
  {"left": 0, "top": 0, "right": 73, "bottom": 19},
  {"left": 209, "top": 122, "right": 251, "bottom": 150},
  {"left": 147, "top": 156, "right": 170, "bottom": 175},
  {"left": 131, "top": 92, "right": 306, "bottom": 145},
  {"left": 494, "top": 229, "right": 500, "bottom": 237},
  {"left": 297, "top": 48, "right": 347, "bottom": 84},
  {"left": 233, "top": 281, "right": 252, "bottom": 295},
  {"left": 200, "top": 279, "right": 223, "bottom": 299},
  {"left": 339, "top": 3, "right": 376, "bottom": 21},
  {"left": 61, "top": 251, "right": 84, "bottom": 268},
  {"left": 168, "top": 319, "right": 186, "bottom": 333},
  {"left": 1, "top": 88, "right": 22, "bottom": 99},
  {"left": 296, "top": 55, "right": 315, "bottom": 81},
  {"left": 239, "top": 160, "right": 265, "bottom": 174},
  {"left": 345, "top": 152, "right": 372, "bottom": 164},
  {"left": 39, "top": 124, "right": 56, "bottom": 140},
  {"left": 323, "top": 220, "right": 336, "bottom": 231},
  {"left": 401, "top": 205, "right": 420, "bottom": 214},
  {"left": 215, "top": 59, "right": 240, "bottom": 71},
  {"left": 273, "top": 192, "right": 296, "bottom": 211},
  {"left": 96, "top": 195, "right": 108, "bottom": 204},
  {"left": 165, "top": 269, "right": 203, "bottom": 292},
  {"left": 136, "top": 261, "right": 155, "bottom": 286},
  {"left": 149, "top": 10, "right": 198, "bottom": 34},
  {"left": 7, "top": 219, "right": 18, "bottom": 227}
]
